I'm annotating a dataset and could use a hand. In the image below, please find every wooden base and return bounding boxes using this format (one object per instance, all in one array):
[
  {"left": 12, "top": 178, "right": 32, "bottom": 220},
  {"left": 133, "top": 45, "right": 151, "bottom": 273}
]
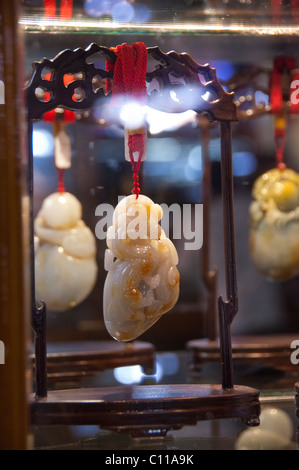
[
  {"left": 31, "top": 341, "right": 156, "bottom": 383},
  {"left": 186, "top": 334, "right": 298, "bottom": 371},
  {"left": 30, "top": 384, "right": 260, "bottom": 438}
]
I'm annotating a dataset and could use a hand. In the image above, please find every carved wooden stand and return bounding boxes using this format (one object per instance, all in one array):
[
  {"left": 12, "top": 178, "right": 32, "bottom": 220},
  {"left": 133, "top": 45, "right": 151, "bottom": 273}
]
[{"left": 27, "top": 44, "right": 260, "bottom": 436}]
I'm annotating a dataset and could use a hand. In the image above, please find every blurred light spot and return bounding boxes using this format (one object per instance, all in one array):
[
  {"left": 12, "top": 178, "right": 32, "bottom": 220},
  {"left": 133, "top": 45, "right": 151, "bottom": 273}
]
[
  {"left": 94, "top": 99, "right": 120, "bottom": 125},
  {"left": 167, "top": 160, "right": 186, "bottom": 184},
  {"left": 232, "top": 151, "right": 257, "bottom": 177},
  {"left": 132, "top": 3, "right": 152, "bottom": 23},
  {"left": 185, "top": 163, "right": 202, "bottom": 182},
  {"left": 201, "top": 91, "right": 214, "bottom": 102},
  {"left": 120, "top": 101, "right": 146, "bottom": 129},
  {"left": 33, "top": 128, "right": 54, "bottom": 158},
  {"left": 210, "top": 60, "right": 235, "bottom": 81},
  {"left": 147, "top": 138, "right": 181, "bottom": 161},
  {"left": 114, "top": 361, "right": 163, "bottom": 385},
  {"left": 146, "top": 107, "right": 196, "bottom": 134},
  {"left": 70, "top": 425, "right": 102, "bottom": 439},
  {"left": 145, "top": 162, "right": 173, "bottom": 177},
  {"left": 188, "top": 145, "right": 202, "bottom": 171},
  {"left": 170, "top": 90, "right": 180, "bottom": 102},
  {"left": 104, "top": 124, "right": 124, "bottom": 138},
  {"left": 157, "top": 353, "right": 179, "bottom": 375},
  {"left": 255, "top": 90, "right": 269, "bottom": 106},
  {"left": 209, "top": 138, "right": 221, "bottom": 161},
  {"left": 111, "top": 1, "right": 134, "bottom": 22},
  {"left": 84, "top": 0, "right": 114, "bottom": 17}
]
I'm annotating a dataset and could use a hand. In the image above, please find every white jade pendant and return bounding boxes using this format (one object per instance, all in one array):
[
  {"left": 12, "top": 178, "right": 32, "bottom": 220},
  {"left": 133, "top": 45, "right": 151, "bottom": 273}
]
[
  {"left": 249, "top": 168, "right": 299, "bottom": 281},
  {"left": 103, "top": 194, "right": 180, "bottom": 342},
  {"left": 34, "top": 192, "right": 98, "bottom": 311}
]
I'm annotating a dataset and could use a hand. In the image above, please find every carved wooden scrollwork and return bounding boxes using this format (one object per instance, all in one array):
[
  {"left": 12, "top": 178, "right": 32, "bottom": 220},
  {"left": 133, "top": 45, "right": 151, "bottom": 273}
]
[
  {"left": 223, "top": 66, "right": 271, "bottom": 120},
  {"left": 26, "top": 43, "right": 237, "bottom": 123}
]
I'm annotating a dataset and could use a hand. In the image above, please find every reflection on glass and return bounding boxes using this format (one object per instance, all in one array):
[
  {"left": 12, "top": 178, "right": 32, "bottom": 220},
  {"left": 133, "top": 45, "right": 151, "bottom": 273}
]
[{"left": 114, "top": 360, "right": 163, "bottom": 384}]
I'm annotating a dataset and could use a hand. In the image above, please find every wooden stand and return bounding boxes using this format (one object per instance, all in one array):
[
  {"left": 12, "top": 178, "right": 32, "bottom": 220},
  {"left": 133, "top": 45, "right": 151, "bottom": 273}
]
[
  {"left": 31, "top": 384, "right": 259, "bottom": 438},
  {"left": 187, "top": 335, "right": 298, "bottom": 372},
  {"left": 27, "top": 44, "right": 260, "bottom": 436},
  {"left": 31, "top": 341, "right": 156, "bottom": 384}
]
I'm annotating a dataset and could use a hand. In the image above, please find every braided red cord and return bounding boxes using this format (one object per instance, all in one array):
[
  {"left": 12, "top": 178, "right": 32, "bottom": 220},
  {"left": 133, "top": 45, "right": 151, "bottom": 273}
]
[
  {"left": 57, "top": 168, "right": 65, "bottom": 193},
  {"left": 106, "top": 43, "right": 148, "bottom": 198},
  {"left": 128, "top": 134, "right": 144, "bottom": 197}
]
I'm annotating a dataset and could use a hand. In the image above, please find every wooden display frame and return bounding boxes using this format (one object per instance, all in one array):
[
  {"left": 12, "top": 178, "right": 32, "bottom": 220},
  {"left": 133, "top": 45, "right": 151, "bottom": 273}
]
[{"left": 26, "top": 44, "right": 260, "bottom": 437}]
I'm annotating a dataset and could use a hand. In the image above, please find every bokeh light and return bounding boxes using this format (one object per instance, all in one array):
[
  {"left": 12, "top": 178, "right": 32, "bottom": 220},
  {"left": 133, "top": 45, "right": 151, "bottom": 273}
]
[
  {"left": 114, "top": 361, "right": 163, "bottom": 385},
  {"left": 210, "top": 60, "right": 236, "bottom": 82},
  {"left": 111, "top": 1, "right": 135, "bottom": 22},
  {"left": 84, "top": 0, "right": 115, "bottom": 17},
  {"left": 188, "top": 145, "right": 202, "bottom": 172},
  {"left": 232, "top": 151, "right": 258, "bottom": 177},
  {"left": 33, "top": 127, "right": 54, "bottom": 158},
  {"left": 146, "top": 108, "right": 196, "bottom": 134},
  {"left": 133, "top": 3, "right": 152, "bottom": 23},
  {"left": 119, "top": 101, "right": 146, "bottom": 129}
]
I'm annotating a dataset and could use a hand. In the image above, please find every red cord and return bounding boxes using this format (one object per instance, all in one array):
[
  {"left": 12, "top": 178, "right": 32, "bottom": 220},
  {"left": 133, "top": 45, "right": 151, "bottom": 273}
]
[
  {"left": 128, "top": 134, "right": 144, "bottom": 197},
  {"left": 106, "top": 43, "right": 148, "bottom": 198},
  {"left": 43, "top": 0, "right": 73, "bottom": 19},
  {"left": 57, "top": 168, "right": 65, "bottom": 193},
  {"left": 60, "top": 0, "right": 73, "bottom": 20},
  {"left": 275, "top": 127, "right": 287, "bottom": 171},
  {"left": 44, "top": 0, "right": 56, "bottom": 17}
]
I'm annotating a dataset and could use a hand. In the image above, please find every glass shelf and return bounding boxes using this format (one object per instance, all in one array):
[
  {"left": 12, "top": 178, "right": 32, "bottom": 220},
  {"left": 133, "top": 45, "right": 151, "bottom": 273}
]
[{"left": 20, "top": 1, "right": 299, "bottom": 36}]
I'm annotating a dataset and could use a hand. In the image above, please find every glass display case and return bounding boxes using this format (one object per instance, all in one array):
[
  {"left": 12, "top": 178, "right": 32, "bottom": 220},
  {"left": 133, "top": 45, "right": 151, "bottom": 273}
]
[{"left": 1, "top": 0, "right": 299, "bottom": 451}]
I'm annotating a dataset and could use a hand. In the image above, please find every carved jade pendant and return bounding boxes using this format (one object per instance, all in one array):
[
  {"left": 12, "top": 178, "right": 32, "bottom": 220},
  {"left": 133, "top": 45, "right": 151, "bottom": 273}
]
[
  {"left": 34, "top": 192, "right": 98, "bottom": 311},
  {"left": 249, "top": 167, "right": 299, "bottom": 281},
  {"left": 103, "top": 194, "right": 180, "bottom": 341}
]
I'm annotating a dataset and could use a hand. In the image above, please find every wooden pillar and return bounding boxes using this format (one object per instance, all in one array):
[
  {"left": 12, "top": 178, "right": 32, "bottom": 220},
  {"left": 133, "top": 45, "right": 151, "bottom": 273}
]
[{"left": 0, "top": 1, "right": 30, "bottom": 449}]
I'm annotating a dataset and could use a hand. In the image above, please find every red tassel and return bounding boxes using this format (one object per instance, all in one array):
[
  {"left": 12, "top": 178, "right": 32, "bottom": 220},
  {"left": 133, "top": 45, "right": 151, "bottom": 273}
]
[
  {"left": 43, "top": 0, "right": 56, "bottom": 17},
  {"left": 106, "top": 43, "right": 148, "bottom": 198},
  {"left": 43, "top": 0, "right": 73, "bottom": 20},
  {"left": 60, "top": 0, "right": 73, "bottom": 20}
]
